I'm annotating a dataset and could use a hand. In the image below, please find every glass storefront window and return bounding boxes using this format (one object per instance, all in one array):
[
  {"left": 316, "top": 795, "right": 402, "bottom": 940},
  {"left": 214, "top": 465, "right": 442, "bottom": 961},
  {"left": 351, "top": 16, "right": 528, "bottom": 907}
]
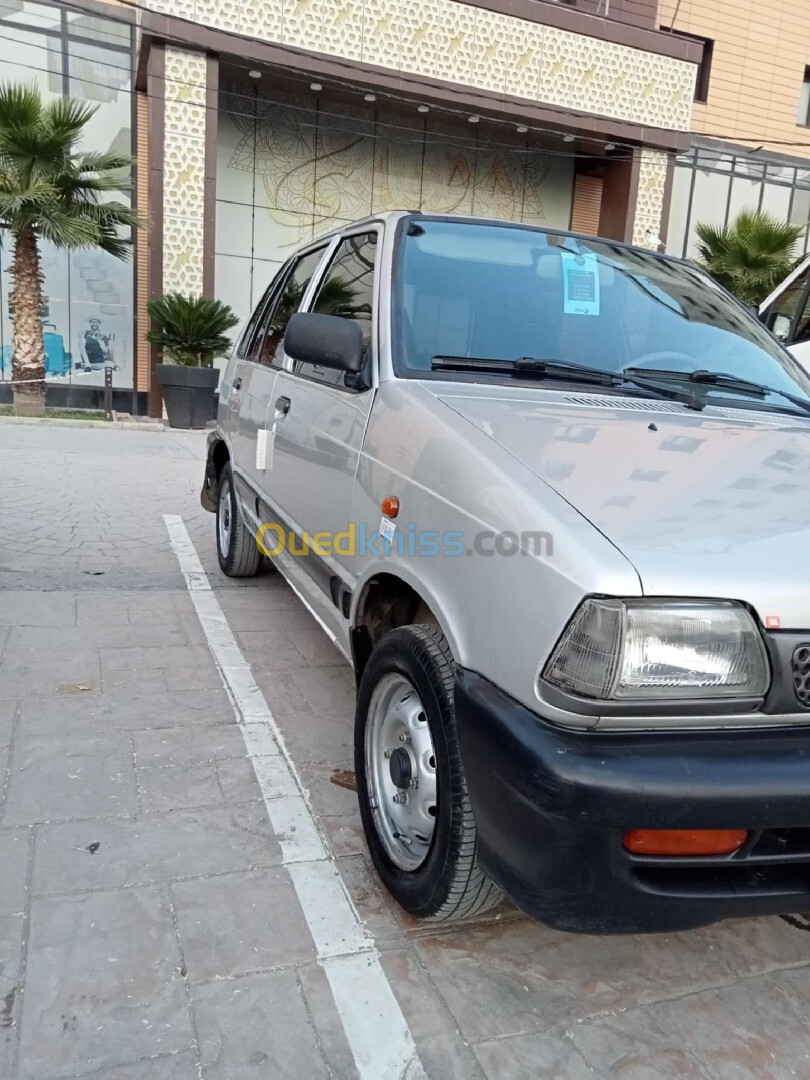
[
  {"left": 0, "top": 20, "right": 61, "bottom": 94},
  {"left": 726, "top": 174, "right": 763, "bottom": 221},
  {"left": 0, "top": 1, "right": 135, "bottom": 391},
  {"left": 685, "top": 167, "right": 730, "bottom": 257},
  {"left": 215, "top": 77, "right": 575, "bottom": 342},
  {"left": 670, "top": 147, "right": 810, "bottom": 262}
]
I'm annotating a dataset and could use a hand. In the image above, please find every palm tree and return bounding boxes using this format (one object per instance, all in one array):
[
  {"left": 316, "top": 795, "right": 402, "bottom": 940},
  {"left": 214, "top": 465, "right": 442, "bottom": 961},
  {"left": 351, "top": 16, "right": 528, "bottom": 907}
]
[
  {"left": 0, "top": 83, "right": 141, "bottom": 416},
  {"left": 695, "top": 209, "right": 804, "bottom": 307}
]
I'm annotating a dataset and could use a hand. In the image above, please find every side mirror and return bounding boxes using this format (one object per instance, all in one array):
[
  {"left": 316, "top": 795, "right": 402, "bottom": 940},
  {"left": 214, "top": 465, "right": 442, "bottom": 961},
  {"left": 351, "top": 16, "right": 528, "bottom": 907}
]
[{"left": 285, "top": 312, "right": 364, "bottom": 373}]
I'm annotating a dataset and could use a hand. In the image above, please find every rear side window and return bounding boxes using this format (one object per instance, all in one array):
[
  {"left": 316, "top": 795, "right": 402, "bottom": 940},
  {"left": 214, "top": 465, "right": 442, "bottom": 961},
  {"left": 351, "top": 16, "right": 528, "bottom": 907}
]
[
  {"left": 790, "top": 284, "right": 810, "bottom": 346},
  {"left": 251, "top": 247, "right": 327, "bottom": 367},
  {"left": 236, "top": 267, "right": 288, "bottom": 360},
  {"left": 291, "top": 232, "right": 377, "bottom": 388},
  {"left": 764, "top": 268, "right": 810, "bottom": 344}
]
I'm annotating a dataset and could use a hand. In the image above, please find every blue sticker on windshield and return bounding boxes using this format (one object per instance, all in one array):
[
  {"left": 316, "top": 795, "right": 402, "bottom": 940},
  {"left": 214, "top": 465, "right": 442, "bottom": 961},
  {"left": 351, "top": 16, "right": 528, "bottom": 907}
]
[{"left": 561, "top": 250, "right": 600, "bottom": 316}]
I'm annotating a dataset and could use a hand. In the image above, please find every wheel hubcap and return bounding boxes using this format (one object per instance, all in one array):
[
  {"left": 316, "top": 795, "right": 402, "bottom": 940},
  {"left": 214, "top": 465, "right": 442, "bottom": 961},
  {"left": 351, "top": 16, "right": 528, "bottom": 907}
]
[
  {"left": 365, "top": 673, "right": 438, "bottom": 871},
  {"left": 217, "top": 479, "right": 232, "bottom": 554}
]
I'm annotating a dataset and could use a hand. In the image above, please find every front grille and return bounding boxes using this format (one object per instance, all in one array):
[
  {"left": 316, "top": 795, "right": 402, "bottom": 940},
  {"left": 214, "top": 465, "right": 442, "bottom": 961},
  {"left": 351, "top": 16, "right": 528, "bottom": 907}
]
[{"left": 792, "top": 644, "right": 810, "bottom": 709}]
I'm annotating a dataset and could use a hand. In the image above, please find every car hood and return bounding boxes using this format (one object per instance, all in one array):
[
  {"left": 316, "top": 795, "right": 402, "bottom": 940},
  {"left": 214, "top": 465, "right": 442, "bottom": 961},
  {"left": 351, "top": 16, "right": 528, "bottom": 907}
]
[{"left": 438, "top": 387, "right": 810, "bottom": 628}]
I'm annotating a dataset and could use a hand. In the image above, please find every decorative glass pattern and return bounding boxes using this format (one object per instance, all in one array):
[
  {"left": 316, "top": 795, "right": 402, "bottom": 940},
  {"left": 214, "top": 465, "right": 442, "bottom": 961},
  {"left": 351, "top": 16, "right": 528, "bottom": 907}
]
[{"left": 214, "top": 79, "right": 574, "bottom": 336}]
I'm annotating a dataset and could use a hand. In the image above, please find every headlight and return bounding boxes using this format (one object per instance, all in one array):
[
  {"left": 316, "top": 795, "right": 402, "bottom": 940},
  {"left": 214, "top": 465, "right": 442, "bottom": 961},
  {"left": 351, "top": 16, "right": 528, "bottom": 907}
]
[{"left": 542, "top": 599, "right": 770, "bottom": 701}]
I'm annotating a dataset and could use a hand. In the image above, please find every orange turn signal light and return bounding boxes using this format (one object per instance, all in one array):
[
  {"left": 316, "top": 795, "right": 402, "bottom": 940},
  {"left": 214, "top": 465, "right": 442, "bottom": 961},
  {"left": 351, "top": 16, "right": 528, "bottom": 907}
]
[
  {"left": 381, "top": 496, "right": 400, "bottom": 518},
  {"left": 624, "top": 828, "right": 748, "bottom": 856}
]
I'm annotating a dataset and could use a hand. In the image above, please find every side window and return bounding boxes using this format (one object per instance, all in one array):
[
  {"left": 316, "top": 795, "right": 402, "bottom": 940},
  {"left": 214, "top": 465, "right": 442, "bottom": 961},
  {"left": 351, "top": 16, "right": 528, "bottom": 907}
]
[
  {"left": 236, "top": 276, "right": 280, "bottom": 361},
  {"left": 792, "top": 290, "right": 810, "bottom": 346},
  {"left": 251, "top": 247, "right": 326, "bottom": 367},
  {"left": 764, "top": 269, "right": 810, "bottom": 344},
  {"left": 291, "top": 232, "right": 377, "bottom": 388}
]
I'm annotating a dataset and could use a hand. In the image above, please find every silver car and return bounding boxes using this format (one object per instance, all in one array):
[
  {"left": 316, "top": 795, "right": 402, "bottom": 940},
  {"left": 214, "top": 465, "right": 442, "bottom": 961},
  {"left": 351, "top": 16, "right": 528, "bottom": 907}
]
[{"left": 202, "top": 212, "right": 810, "bottom": 934}]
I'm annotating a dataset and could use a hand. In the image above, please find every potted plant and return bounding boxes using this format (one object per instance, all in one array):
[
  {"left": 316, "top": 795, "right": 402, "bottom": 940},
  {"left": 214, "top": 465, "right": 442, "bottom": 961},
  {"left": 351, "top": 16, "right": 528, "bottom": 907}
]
[{"left": 147, "top": 292, "right": 239, "bottom": 429}]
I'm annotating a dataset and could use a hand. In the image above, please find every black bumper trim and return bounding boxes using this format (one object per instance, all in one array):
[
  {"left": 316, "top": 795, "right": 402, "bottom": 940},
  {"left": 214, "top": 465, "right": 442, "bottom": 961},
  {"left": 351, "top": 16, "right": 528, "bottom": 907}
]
[{"left": 455, "top": 668, "right": 810, "bottom": 933}]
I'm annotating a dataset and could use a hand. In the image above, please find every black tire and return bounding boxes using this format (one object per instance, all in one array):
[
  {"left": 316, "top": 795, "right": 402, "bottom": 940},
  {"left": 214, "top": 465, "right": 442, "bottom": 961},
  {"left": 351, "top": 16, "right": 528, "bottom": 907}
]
[
  {"left": 216, "top": 462, "right": 263, "bottom": 578},
  {"left": 355, "top": 624, "right": 503, "bottom": 921}
]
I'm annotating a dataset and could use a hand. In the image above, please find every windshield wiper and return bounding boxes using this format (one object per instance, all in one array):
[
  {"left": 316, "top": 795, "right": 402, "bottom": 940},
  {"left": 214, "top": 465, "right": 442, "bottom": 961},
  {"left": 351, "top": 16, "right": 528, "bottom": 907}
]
[
  {"left": 623, "top": 367, "right": 810, "bottom": 417},
  {"left": 432, "top": 355, "right": 705, "bottom": 409},
  {"left": 432, "top": 355, "right": 620, "bottom": 386}
]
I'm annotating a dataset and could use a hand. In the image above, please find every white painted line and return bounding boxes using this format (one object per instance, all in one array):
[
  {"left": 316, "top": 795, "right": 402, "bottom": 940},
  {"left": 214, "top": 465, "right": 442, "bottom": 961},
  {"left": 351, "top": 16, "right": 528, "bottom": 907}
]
[{"left": 164, "top": 515, "right": 424, "bottom": 1080}]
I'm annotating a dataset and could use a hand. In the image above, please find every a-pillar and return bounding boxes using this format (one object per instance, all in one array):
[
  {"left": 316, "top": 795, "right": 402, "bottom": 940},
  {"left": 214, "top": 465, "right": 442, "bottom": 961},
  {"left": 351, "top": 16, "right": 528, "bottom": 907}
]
[
  {"left": 147, "top": 45, "right": 218, "bottom": 417},
  {"left": 598, "top": 148, "right": 673, "bottom": 250}
]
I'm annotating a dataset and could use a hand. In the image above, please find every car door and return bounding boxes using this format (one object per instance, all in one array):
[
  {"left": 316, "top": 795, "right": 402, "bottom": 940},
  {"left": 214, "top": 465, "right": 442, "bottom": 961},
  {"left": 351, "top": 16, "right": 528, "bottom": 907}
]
[
  {"left": 760, "top": 256, "right": 810, "bottom": 371},
  {"left": 261, "top": 229, "right": 379, "bottom": 630},
  {"left": 230, "top": 249, "right": 327, "bottom": 532},
  {"left": 220, "top": 281, "right": 276, "bottom": 476},
  {"left": 226, "top": 269, "right": 285, "bottom": 519},
  {"left": 784, "top": 277, "right": 810, "bottom": 373}
]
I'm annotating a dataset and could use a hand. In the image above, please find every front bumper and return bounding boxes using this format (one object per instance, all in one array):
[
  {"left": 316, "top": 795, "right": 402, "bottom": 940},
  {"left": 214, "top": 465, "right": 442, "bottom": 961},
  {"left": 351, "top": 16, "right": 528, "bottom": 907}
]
[{"left": 455, "top": 668, "right": 810, "bottom": 933}]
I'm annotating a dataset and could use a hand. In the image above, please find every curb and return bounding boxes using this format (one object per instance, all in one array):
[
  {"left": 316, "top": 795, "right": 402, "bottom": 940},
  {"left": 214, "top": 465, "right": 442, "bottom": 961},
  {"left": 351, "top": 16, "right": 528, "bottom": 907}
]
[{"left": 0, "top": 415, "right": 166, "bottom": 431}]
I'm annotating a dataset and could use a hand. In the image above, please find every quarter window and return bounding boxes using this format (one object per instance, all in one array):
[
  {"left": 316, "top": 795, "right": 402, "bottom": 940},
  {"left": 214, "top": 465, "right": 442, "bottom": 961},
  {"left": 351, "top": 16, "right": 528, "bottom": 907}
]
[
  {"left": 791, "top": 285, "right": 810, "bottom": 345},
  {"left": 764, "top": 268, "right": 810, "bottom": 343},
  {"left": 291, "top": 232, "right": 377, "bottom": 388},
  {"left": 237, "top": 270, "right": 284, "bottom": 360},
  {"left": 252, "top": 247, "right": 327, "bottom": 367}
]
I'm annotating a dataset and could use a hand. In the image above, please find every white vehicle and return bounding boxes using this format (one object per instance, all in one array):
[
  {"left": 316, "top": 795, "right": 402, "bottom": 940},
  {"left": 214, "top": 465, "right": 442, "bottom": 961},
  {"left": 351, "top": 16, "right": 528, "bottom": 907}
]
[{"left": 760, "top": 253, "right": 810, "bottom": 370}]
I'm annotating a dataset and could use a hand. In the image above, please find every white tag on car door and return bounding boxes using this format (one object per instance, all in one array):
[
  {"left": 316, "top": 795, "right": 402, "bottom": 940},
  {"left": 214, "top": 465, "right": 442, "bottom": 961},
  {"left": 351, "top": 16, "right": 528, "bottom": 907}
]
[{"left": 256, "top": 425, "right": 276, "bottom": 471}]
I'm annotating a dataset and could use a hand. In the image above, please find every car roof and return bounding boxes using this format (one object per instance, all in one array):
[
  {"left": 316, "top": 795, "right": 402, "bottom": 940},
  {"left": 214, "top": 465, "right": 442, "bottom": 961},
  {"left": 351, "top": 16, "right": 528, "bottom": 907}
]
[{"left": 304, "top": 211, "right": 697, "bottom": 269}]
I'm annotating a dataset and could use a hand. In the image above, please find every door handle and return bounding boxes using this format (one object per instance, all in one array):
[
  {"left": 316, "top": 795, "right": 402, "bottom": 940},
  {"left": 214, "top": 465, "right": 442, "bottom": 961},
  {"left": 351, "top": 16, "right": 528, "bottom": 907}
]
[
  {"left": 232, "top": 376, "right": 242, "bottom": 391},
  {"left": 275, "top": 395, "right": 291, "bottom": 416}
]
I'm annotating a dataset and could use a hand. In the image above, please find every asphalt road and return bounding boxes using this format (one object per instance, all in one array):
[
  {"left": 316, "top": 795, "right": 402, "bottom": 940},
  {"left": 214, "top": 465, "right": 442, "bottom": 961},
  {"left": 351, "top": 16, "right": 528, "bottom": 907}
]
[{"left": 2, "top": 421, "right": 810, "bottom": 1079}]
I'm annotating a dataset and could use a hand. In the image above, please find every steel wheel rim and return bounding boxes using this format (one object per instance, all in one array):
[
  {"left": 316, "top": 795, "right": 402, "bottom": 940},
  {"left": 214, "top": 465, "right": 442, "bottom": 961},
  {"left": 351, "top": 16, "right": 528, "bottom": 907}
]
[
  {"left": 217, "top": 477, "right": 232, "bottom": 554},
  {"left": 365, "top": 673, "right": 438, "bottom": 871}
]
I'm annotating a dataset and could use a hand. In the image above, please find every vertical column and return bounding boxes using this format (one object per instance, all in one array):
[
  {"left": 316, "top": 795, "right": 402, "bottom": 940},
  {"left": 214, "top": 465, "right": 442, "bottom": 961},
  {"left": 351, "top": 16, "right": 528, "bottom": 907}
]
[
  {"left": 598, "top": 148, "right": 673, "bottom": 249},
  {"left": 598, "top": 151, "right": 640, "bottom": 244},
  {"left": 631, "top": 149, "right": 673, "bottom": 249},
  {"left": 162, "top": 48, "right": 208, "bottom": 296},
  {"left": 203, "top": 56, "right": 219, "bottom": 299},
  {"left": 147, "top": 42, "right": 165, "bottom": 418},
  {"left": 135, "top": 88, "right": 150, "bottom": 402}
]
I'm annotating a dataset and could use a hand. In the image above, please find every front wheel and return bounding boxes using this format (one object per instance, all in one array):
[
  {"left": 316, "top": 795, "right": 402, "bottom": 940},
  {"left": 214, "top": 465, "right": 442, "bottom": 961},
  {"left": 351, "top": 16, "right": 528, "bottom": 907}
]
[
  {"left": 216, "top": 462, "right": 263, "bottom": 578},
  {"left": 355, "top": 624, "right": 502, "bottom": 920}
]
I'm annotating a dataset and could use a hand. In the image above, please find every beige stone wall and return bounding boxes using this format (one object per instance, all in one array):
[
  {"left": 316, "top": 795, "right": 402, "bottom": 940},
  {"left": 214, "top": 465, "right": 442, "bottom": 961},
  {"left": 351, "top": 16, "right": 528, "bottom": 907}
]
[
  {"left": 633, "top": 148, "right": 670, "bottom": 247},
  {"left": 658, "top": 0, "right": 810, "bottom": 154},
  {"left": 147, "top": 0, "right": 697, "bottom": 133},
  {"left": 163, "top": 48, "right": 207, "bottom": 296}
]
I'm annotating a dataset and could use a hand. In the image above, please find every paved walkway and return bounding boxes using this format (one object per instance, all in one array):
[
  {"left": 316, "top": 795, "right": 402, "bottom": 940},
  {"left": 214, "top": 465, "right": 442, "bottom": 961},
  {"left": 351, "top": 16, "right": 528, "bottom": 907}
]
[{"left": 2, "top": 423, "right": 810, "bottom": 1079}]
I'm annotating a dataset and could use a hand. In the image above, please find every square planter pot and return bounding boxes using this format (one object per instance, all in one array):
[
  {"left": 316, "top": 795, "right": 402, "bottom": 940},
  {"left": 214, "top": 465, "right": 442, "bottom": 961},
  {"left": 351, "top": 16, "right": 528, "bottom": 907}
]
[{"left": 156, "top": 364, "right": 219, "bottom": 429}]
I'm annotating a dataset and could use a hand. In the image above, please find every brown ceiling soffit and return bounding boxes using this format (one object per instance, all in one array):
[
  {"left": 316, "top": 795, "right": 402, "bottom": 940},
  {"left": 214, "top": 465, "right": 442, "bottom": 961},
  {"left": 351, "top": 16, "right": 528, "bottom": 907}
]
[
  {"left": 139, "top": 17, "right": 692, "bottom": 153},
  {"left": 455, "top": 0, "right": 702, "bottom": 64}
]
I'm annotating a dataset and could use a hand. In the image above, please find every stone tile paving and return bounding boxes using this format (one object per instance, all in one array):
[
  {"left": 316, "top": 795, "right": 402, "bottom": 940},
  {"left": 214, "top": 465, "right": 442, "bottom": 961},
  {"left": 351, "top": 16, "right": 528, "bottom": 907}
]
[{"left": 2, "top": 423, "right": 810, "bottom": 1078}]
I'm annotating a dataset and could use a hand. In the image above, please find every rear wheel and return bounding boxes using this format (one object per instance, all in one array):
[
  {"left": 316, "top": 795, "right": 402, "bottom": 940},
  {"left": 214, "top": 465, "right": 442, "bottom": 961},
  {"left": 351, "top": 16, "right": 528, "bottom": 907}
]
[
  {"left": 216, "top": 462, "right": 262, "bottom": 578},
  {"left": 355, "top": 624, "right": 502, "bottom": 920}
]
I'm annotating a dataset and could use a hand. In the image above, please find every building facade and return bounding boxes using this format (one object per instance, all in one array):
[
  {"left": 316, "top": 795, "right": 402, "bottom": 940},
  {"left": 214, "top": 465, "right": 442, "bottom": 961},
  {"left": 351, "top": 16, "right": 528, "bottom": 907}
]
[
  {"left": 2, "top": 0, "right": 706, "bottom": 412},
  {"left": 659, "top": 0, "right": 810, "bottom": 258}
]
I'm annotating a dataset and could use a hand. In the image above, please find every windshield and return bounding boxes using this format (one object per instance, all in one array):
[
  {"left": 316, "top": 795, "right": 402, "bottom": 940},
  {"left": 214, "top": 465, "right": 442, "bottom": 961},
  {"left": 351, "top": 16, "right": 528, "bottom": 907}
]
[{"left": 394, "top": 218, "right": 810, "bottom": 408}]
